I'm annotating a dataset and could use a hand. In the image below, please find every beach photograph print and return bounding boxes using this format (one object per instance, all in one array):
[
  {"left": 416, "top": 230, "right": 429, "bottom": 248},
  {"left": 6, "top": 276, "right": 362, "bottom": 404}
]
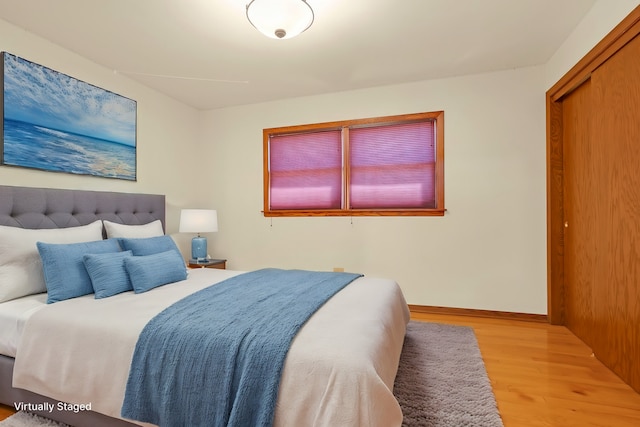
[{"left": 1, "top": 52, "right": 136, "bottom": 180}]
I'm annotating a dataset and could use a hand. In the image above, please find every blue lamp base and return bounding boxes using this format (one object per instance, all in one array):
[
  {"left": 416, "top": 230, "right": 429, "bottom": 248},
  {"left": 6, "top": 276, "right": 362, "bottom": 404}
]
[{"left": 191, "top": 236, "right": 208, "bottom": 260}]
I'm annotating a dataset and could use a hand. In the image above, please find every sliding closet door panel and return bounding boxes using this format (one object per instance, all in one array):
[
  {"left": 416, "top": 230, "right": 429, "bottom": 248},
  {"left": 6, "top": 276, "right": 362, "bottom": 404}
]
[
  {"left": 562, "top": 81, "right": 597, "bottom": 348},
  {"left": 590, "top": 34, "right": 640, "bottom": 392}
]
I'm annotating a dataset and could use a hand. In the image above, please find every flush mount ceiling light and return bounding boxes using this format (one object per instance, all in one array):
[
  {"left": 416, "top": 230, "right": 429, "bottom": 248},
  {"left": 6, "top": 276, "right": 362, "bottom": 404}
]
[{"left": 246, "top": 0, "right": 314, "bottom": 40}]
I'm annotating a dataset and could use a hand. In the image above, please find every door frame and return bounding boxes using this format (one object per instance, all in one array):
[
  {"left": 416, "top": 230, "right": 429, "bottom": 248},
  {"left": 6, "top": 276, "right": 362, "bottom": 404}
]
[{"left": 546, "top": 6, "right": 640, "bottom": 324}]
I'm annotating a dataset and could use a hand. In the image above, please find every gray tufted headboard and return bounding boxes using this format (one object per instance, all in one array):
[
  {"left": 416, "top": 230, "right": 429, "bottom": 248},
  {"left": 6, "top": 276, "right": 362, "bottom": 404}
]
[
  {"left": 0, "top": 185, "right": 165, "bottom": 231},
  {"left": 0, "top": 185, "right": 163, "bottom": 427}
]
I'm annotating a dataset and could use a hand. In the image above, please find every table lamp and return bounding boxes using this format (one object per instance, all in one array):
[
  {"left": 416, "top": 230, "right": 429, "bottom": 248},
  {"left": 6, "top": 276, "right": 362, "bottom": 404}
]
[{"left": 179, "top": 209, "right": 218, "bottom": 261}]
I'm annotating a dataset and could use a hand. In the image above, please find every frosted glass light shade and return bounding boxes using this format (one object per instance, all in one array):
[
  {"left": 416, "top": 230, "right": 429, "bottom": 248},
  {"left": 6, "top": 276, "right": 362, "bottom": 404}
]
[
  {"left": 246, "top": 0, "right": 314, "bottom": 39},
  {"left": 179, "top": 209, "right": 218, "bottom": 233}
]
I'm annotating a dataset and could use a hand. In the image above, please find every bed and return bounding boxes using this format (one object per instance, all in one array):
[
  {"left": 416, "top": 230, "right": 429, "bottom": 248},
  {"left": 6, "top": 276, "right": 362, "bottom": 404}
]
[{"left": 0, "top": 185, "right": 410, "bottom": 427}]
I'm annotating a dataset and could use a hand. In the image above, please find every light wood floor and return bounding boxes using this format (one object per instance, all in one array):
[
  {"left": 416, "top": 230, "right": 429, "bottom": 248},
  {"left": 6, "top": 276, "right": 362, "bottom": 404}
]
[
  {"left": 1, "top": 313, "right": 639, "bottom": 426},
  {"left": 0, "top": 404, "right": 12, "bottom": 420},
  {"left": 411, "top": 312, "right": 640, "bottom": 427}
]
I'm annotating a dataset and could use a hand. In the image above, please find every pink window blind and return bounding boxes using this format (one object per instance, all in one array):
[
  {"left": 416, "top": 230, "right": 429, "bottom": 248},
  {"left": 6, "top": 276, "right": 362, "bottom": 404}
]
[
  {"left": 269, "top": 130, "right": 342, "bottom": 210},
  {"left": 349, "top": 121, "right": 435, "bottom": 209}
]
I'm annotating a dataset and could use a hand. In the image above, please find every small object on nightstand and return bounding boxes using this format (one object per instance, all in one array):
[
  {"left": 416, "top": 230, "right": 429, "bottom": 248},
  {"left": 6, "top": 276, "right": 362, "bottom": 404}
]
[
  {"left": 187, "top": 258, "right": 227, "bottom": 269},
  {"left": 179, "top": 209, "right": 218, "bottom": 260}
]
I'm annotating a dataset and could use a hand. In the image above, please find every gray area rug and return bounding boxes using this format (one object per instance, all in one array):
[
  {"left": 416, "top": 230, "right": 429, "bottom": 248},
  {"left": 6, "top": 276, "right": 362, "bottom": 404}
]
[
  {"left": 394, "top": 321, "right": 504, "bottom": 427},
  {"left": 1, "top": 321, "right": 503, "bottom": 427},
  {"left": 0, "top": 412, "right": 67, "bottom": 427}
]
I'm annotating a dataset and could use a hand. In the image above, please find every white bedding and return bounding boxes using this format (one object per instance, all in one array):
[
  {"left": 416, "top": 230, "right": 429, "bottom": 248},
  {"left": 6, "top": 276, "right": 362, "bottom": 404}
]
[
  {"left": 0, "top": 293, "right": 47, "bottom": 358},
  {"left": 13, "top": 268, "right": 410, "bottom": 427}
]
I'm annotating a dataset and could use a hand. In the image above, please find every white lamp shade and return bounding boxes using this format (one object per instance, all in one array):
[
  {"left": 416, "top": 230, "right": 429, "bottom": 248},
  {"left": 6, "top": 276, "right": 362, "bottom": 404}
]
[
  {"left": 179, "top": 209, "right": 218, "bottom": 233},
  {"left": 246, "top": 0, "right": 314, "bottom": 40}
]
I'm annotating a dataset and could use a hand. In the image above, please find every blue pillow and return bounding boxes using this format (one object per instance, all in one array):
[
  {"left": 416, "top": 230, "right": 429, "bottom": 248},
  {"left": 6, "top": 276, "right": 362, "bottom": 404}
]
[
  {"left": 37, "top": 239, "right": 122, "bottom": 304},
  {"left": 83, "top": 251, "right": 134, "bottom": 299},
  {"left": 124, "top": 250, "right": 187, "bottom": 294},
  {"left": 118, "top": 235, "right": 181, "bottom": 257}
]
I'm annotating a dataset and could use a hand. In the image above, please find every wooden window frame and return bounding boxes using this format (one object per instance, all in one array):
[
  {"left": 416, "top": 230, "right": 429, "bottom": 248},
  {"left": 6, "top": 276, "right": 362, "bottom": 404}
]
[{"left": 263, "top": 111, "right": 445, "bottom": 217}]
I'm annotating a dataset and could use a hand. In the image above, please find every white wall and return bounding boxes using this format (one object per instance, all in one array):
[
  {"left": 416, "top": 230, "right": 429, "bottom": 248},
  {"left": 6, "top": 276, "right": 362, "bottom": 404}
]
[
  {"left": 200, "top": 0, "right": 639, "bottom": 315},
  {"left": 545, "top": 0, "right": 639, "bottom": 88},
  {"left": 201, "top": 66, "right": 549, "bottom": 314},
  {"left": 2, "top": 0, "right": 635, "bottom": 315},
  {"left": 0, "top": 18, "right": 203, "bottom": 250}
]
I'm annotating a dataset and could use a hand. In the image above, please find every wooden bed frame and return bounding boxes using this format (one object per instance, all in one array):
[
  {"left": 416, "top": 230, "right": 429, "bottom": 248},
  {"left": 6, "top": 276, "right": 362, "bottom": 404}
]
[{"left": 0, "top": 185, "right": 165, "bottom": 426}]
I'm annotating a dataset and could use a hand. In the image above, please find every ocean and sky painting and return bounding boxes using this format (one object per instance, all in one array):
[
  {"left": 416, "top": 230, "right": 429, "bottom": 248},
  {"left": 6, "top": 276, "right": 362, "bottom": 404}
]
[{"left": 1, "top": 52, "right": 136, "bottom": 180}]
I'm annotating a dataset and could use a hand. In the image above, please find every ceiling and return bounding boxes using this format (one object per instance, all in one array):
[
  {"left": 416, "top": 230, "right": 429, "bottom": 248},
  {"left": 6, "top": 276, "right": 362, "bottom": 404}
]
[{"left": 0, "top": 0, "right": 596, "bottom": 110}]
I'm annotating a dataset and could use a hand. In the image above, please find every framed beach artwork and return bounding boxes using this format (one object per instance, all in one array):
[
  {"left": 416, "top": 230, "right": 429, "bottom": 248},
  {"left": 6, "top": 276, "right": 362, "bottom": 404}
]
[{"left": 0, "top": 52, "right": 137, "bottom": 180}]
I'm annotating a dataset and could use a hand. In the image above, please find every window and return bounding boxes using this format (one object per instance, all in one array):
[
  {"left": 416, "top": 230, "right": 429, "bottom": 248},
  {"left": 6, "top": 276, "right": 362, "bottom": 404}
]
[{"left": 263, "top": 111, "right": 444, "bottom": 216}]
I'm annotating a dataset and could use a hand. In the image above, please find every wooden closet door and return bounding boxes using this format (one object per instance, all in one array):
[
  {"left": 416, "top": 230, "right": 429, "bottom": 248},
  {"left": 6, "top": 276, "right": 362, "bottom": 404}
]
[
  {"left": 589, "top": 33, "right": 640, "bottom": 390},
  {"left": 562, "top": 80, "right": 597, "bottom": 348},
  {"left": 548, "top": 5, "right": 640, "bottom": 393},
  {"left": 564, "top": 34, "right": 640, "bottom": 391}
]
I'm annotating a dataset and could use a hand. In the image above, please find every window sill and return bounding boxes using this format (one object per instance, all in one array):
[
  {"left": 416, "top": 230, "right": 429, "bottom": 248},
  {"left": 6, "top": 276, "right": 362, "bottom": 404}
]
[{"left": 262, "top": 209, "right": 446, "bottom": 217}]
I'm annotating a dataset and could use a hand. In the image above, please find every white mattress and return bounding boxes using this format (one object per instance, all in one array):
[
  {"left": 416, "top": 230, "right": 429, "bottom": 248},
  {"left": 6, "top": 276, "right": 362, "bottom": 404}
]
[
  {"left": 14, "top": 268, "right": 410, "bottom": 427},
  {"left": 0, "top": 293, "right": 47, "bottom": 358}
]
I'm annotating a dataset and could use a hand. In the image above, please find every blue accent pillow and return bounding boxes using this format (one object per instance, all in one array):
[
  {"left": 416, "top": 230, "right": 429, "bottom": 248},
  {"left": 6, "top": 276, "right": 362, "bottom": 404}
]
[
  {"left": 118, "top": 235, "right": 181, "bottom": 257},
  {"left": 124, "top": 250, "right": 187, "bottom": 294},
  {"left": 83, "top": 251, "right": 134, "bottom": 299},
  {"left": 37, "top": 239, "right": 122, "bottom": 304}
]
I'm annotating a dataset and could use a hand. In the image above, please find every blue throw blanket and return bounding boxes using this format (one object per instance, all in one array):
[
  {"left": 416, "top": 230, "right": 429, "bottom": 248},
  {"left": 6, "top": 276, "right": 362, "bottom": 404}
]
[{"left": 121, "top": 268, "right": 362, "bottom": 427}]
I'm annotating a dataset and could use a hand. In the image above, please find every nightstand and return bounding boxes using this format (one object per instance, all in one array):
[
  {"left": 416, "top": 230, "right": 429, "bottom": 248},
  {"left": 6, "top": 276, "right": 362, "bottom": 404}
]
[{"left": 187, "top": 259, "right": 227, "bottom": 269}]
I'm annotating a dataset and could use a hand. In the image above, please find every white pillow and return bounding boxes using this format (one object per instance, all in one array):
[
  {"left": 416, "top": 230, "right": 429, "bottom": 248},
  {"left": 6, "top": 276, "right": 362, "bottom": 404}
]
[
  {"left": 103, "top": 220, "right": 164, "bottom": 239},
  {"left": 0, "top": 220, "right": 103, "bottom": 303}
]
